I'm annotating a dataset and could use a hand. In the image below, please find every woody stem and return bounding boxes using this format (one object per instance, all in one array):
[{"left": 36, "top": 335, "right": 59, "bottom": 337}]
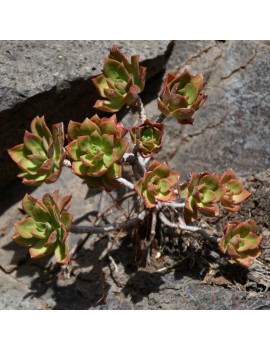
[
  {"left": 155, "top": 113, "right": 166, "bottom": 123},
  {"left": 158, "top": 212, "right": 218, "bottom": 244},
  {"left": 137, "top": 96, "right": 147, "bottom": 123},
  {"left": 71, "top": 211, "right": 146, "bottom": 235}
]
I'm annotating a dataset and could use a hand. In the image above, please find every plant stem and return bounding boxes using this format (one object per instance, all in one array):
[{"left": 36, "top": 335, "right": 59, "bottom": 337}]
[
  {"left": 63, "top": 159, "right": 72, "bottom": 167},
  {"left": 117, "top": 177, "right": 134, "bottom": 190},
  {"left": 71, "top": 211, "right": 146, "bottom": 235},
  {"left": 159, "top": 202, "right": 185, "bottom": 209},
  {"left": 91, "top": 191, "right": 135, "bottom": 226},
  {"left": 132, "top": 145, "right": 146, "bottom": 179},
  {"left": 137, "top": 96, "right": 147, "bottom": 123},
  {"left": 120, "top": 153, "right": 136, "bottom": 164},
  {"left": 158, "top": 212, "right": 218, "bottom": 244},
  {"left": 72, "top": 191, "right": 135, "bottom": 255},
  {"left": 150, "top": 207, "right": 158, "bottom": 241},
  {"left": 155, "top": 113, "right": 166, "bottom": 123}
]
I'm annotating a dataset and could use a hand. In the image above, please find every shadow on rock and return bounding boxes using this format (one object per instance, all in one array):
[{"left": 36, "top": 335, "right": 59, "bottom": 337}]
[
  {"left": 22, "top": 265, "right": 101, "bottom": 310},
  {"left": 219, "top": 263, "right": 249, "bottom": 286},
  {"left": 0, "top": 178, "right": 36, "bottom": 216},
  {"left": 6, "top": 235, "right": 112, "bottom": 309},
  {"left": 122, "top": 271, "right": 164, "bottom": 304}
]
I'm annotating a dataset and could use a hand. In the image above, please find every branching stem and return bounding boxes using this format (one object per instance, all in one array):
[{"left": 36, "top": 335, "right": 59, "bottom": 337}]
[
  {"left": 132, "top": 145, "right": 146, "bottom": 179},
  {"left": 92, "top": 191, "right": 135, "bottom": 226},
  {"left": 158, "top": 212, "right": 218, "bottom": 244},
  {"left": 71, "top": 211, "right": 146, "bottom": 235},
  {"left": 117, "top": 177, "right": 134, "bottom": 190},
  {"left": 159, "top": 202, "right": 185, "bottom": 209}
]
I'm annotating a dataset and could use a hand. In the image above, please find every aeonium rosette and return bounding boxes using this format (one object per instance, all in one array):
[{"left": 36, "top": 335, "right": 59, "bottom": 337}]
[
  {"left": 12, "top": 189, "right": 72, "bottom": 264},
  {"left": 130, "top": 119, "right": 164, "bottom": 158},
  {"left": 179, "top": 171, "right": 224, "bottom": 223},
  {"left": 8, "top": 116, "right": 65, "bottom": 186},
  {"left": 158, "top": 69, "right": 207, "bottom": 125},
  {"left": 219, "top": 219, "right": 261, "bottom": 268},
  {"left": 92, "top": 46, "right": 147, "bottom": 112},
  {"left": 66, "top": 114, "right": 128, "bottom": 191},
  {"left": 135, "top": 160, "right": 180, "bottom": 208},
  {"left": 219, "top": 170, "right": 251, "bottom": 212}
]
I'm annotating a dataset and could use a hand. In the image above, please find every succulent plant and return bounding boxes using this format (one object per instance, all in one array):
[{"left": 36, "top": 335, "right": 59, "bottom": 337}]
[
  {"left": 219, "top": 219, "right": 261, "bottom": 268},
  {"left": 219, "top": 170, "right": 251, "bottom": 212},
  {"left": 179, "top": 171, "right": 224, "bottom": 223},
  {"left": 130, "top": 119, "right": 164, "bottom": 158},
  {"left": 135, "top": 160, "right": 180, "bottom": 208},
  {"left": 12, "top": 189, "right": 73, "bottom": 264},
  {"left": 92, "top": 46, "right": 147, "bottom": 112},
  {"left": 8, "top": 116, "right": 66, "bottom": 186},
  {"left": 158, "top": 69, "right": 208, "bottom": 124},
  {"left": 66, "top": 114, "right": 128, "bottom": 191}
]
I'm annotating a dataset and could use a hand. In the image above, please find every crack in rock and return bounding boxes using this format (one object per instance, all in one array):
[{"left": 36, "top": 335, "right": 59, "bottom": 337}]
[{"left": 221, "top": 49, "right": 257, "bottom": 80}]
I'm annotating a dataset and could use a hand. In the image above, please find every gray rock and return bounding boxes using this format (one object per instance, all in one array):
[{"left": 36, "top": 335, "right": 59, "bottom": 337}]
[
  {"left": 157, "top": 41, "right": 270, "bottom": 178},
  {"left": 0, "top": 40, "right": 173, "bottom": 188},
  {"left": 0, "top": 270, "right": 49, "bottom": 309},
  {"left": 166, "top": 40, "right": 216, "bottom": 72},
  {"left": 145, "top": 275, "right": 270, "bottom": 310}
]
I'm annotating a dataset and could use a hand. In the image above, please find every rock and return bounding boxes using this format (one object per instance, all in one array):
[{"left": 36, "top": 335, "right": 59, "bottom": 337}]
[
  {"left": 0, "top": 40, "right": 173, "bottom": 188},
  {"left": 159, "top": 41, "right": 270, "bottom": 178},
  {"left": 0, "top": 269, "right": 49, "bottom": 309},
  {"left": 166, "top": 40, "right": 216, "bottom": 72}
]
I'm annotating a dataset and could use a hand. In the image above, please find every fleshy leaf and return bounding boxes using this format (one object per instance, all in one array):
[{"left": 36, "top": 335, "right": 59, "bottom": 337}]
[
  {"left": 23, "top": 131, "right": 44, "bottom": 154},
  {"left": 103, "top": 59, "right": 130, "bottom": 82},
  {"left": 29, "top": 239, "right": 55, "bottom": 259},
  {"left": 61, "top": 211, "right": 73, "bottom": 232},
  {"left": 232, "top": 188, "right": 251, "bottom": 204},
  {"left": 92, "top": 75, "right": 110, "bottom": 97},
  {"left": 178, "top": 182, "right": 188, "bottom": 198},
  {"left": 22, "top": 194, "right": 38, "bottom": 217},
  {"left": 200, "top": 174, "right": 219, "bottom": 191},
  {"left": 202, "top": 189, "right": 217, "bottom": 203},
  {"left": 32, "top": 201, "right": 50, "bottom": 222},
  {"left": 55, "top": 243, "right": 70, "bottom": 264},
  {"left": 226, "top": 179, "right": 243, "bottom": 195},
  {"left": 12, "top": 233, "right": 39, "bottom": 247},
  {"left": 15, "top": 217, "right": 36, "bottom": 239}
]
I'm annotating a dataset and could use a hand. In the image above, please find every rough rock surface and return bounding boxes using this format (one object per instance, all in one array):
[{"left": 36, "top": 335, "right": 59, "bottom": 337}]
[
  {"left": 1, "top": 40, "right": 270, "bottom": 310},
  {"left": 160, "top": 41, "right": 270, "bottom": 179},
  {"left": 0, "top": 40, "right": 173, "bottom": 187}
]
